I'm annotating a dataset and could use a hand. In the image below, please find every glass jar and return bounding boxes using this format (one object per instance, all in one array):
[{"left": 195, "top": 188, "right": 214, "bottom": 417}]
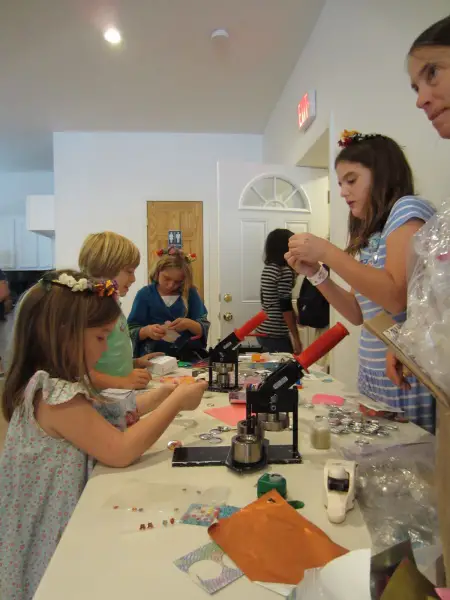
[{"left": 310, "top": 415, "right": 331, "bottom": 450}]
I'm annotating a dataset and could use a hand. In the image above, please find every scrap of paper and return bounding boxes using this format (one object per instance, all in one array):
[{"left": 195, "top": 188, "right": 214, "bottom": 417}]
[
  {"left": 180, "top": 504, "right": 240, "bottom": 527},
  {"left": 312, "top": 394, "right": 345, "bottom": 406},
  {"left": 218, "top": 505, "right": 240, "bottom": 520},
  {"left": 437, "top": 591, "right": 450, "bottom": 600},
  {"left": 180, "top": 504, "right": 220, "bottom": 527},
  {"left": 204, "top": 405, "right": 247, "bottom": 427},
  {"left": 174, "top": 542, "right": 243, "bottom": 594},
  {"left": 380, "top": 558, "right": 439, "bottom": 599},
  {"left": 162, "top": 329, "right": 180, "bottom": 343},
  {"left": 294, "top": 549, "right": 371, "bottom": 600}
]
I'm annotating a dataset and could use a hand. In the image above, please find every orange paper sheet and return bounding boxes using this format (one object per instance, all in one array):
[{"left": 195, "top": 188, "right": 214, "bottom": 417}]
[
  {"left": 209, "top": 490, "right": 348, "bottom": 585},
  {"left": 204, "top": 405, "right": 247, "bottom": 426}
]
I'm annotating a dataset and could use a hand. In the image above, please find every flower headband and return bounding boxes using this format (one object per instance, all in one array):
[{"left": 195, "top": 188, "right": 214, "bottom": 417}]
[
  {"left": 155, "top": 246, "right": 197, "bottom": 263},
  {"left": 338, "top": 129, "right": 380, "bottom": 148},
  {"left": 40, "top": 272, "right": 118, "bottom": 297}
]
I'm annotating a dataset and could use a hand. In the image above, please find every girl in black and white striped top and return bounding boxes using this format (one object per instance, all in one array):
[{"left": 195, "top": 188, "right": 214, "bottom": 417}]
[{"left": 256, "top": 229, "right": 302, "bottom": 355}]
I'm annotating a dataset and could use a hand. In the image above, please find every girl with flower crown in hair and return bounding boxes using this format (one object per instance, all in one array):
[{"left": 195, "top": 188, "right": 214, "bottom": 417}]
[
  {"left": 128, "top": 248, "right": 210, "bottom": 360},
  {"left": 0, "top": 270, "right": 207, "bottom": 600},
  {"left": 286, "top": 132, "right": 437, "bottom": 431}
]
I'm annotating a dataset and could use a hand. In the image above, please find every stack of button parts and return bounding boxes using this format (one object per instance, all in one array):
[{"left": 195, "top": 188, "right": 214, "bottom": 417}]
[{"left": 327, "top": 406, "right": 398, "bottom": 438}]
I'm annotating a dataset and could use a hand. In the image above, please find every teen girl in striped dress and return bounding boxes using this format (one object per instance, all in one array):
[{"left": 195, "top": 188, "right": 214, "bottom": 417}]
[{"left": 286, "top": 132, "right": 436, "bottom": 432}]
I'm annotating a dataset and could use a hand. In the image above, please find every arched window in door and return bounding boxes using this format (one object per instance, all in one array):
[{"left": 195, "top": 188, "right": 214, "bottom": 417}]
[{"left": 239, "top": 175, "right": 311, "bottom": 212}]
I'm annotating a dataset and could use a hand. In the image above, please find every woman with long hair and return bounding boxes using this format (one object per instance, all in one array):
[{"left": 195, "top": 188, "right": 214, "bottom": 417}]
[
  {"left": 385, "top": 14, "right": 450, "bottom": 577},
  {"left": 256, "top": 228, "right": 302, "bottom": 354}
]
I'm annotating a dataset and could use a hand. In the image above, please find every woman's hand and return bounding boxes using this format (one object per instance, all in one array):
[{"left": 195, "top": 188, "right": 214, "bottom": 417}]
[
  {"left": 386, "top": 351, "right": 411, "bottom": 390},
  {"left": 143, "top": 324, "right": 166, "bottom": 340},
  {"left": 285, "top": 251, "right": 320, "bottom": 278},
  {"left": 288, "top": 233, "right": 330, "bottom": 264}
]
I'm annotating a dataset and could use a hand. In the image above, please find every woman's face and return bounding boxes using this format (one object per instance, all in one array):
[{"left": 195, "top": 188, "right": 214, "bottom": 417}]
[
  {"left": 158, "top": 267, "right": 185, "bottom": 295},
  {"left": 336, "top": 161, "right": 372, "bottom": 220},
  {"left": 408, "top": 46, "right": 450, "bottom": 139}
]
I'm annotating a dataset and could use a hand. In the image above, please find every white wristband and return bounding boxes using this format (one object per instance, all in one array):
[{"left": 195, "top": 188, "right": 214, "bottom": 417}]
[{"left": 307, "top": 265, "right": 329, "bottom": 286}]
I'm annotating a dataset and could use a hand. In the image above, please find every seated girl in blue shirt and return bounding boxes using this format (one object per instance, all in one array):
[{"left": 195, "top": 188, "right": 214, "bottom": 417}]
[{"left": 128, "top": 248, "right": 210, "bottom": 360}]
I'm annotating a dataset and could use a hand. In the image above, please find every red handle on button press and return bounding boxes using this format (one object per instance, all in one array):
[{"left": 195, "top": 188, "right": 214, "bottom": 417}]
[
  {"left": 234, "top": 311, "right": 268, "bottom": 341},
  {"left": 294, "top": 322, "right": 349, "bottom": 370}
]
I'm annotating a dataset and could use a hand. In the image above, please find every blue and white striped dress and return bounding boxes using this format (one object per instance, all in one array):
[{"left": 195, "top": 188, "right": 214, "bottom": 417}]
[{"left": 355, "top": 196, "right": 436, "bottom": 432}]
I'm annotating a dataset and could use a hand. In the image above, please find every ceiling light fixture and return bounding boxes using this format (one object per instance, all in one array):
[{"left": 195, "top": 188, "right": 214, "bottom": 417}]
[
  {"left": 211, "top": 29, "right": 229, "bottom": 41},
  {"left": 103, "top": 27, "right": 122, "bottom": 45}
]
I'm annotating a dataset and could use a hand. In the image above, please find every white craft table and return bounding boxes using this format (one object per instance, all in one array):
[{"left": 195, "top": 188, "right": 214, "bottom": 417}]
[{"left": 35, "top": 368, "right": 428, "bottom": 599}]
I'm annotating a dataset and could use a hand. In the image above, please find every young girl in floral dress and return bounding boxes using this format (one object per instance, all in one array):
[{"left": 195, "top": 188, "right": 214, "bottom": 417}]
[{"left": 0, "top": 270, "right": 207, "bottom": 600}]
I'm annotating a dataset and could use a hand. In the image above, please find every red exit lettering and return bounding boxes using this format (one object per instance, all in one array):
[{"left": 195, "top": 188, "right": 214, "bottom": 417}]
[{"left": 297, "top": 94, "right": 310, "bottom": 130}]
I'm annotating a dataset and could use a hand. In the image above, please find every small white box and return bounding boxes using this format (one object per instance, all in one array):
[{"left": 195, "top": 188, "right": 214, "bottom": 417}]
[{"left": 148, "top": 355, "right": 178, "bottom": 376}]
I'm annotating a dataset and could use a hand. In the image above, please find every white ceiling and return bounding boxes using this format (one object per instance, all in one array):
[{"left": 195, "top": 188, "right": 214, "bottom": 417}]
[{"left": 0, "top": 0, "right": 325, "bottom": 171}]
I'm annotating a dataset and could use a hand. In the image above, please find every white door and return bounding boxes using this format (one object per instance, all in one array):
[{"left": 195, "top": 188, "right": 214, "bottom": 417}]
[{"left": 218, "top": 161, "right": 329, "bottom": 341}]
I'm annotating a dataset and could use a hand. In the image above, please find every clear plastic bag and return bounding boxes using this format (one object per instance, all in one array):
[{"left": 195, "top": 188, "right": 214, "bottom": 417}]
[
  {"left": 341, "top": 440, "right": 440, "bottom": 554},
  {"left": 397, "top": 198, "right": 450, "bottom": 400}
]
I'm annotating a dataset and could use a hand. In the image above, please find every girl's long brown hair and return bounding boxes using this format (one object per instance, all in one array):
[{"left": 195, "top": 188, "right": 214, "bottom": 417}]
[
  {"left": 335, "top": 135, "right": 415, "bottom": 255},
  {"left": 2, "top": 270, "right": 121, "bottom": 421},
  {"left": 150, "top": 253, "right": 194, "bottom": 315}
]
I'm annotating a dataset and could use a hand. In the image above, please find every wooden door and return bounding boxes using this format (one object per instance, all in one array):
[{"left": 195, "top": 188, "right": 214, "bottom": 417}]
[{"left": 147, "top": 201, "right": 204, "bottom": 300}]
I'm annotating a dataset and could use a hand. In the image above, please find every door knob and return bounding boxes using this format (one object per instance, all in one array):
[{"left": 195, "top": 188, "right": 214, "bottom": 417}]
[{"left": 223, "top": 312, "right": 233, "bottom": 322}]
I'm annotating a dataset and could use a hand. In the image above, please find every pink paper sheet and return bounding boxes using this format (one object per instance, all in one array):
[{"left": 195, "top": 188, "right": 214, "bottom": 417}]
[
  {"left": 204, "top": 405, "right": 247, "bottom": 426},
  {"left": 437, "top": 590, "right": 450, "bottom": 600},
  {"left": 312, "top": 393, "right": 345, "bottom": 406}
]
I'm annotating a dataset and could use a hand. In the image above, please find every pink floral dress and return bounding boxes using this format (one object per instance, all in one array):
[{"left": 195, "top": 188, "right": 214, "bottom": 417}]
[{"left": 0, "top": 371, "right": 91, "bottom": 600}]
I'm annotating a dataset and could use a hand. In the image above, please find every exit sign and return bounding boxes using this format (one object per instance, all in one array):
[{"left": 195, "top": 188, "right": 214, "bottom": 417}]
[{"left": 297, "top": 90, "right": 316, "bottom": 132}]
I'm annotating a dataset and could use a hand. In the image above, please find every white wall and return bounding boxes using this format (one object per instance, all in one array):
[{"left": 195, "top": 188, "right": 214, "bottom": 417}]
[
  {"left": 0, "top": 171, "right": 54, "bottom": 216},
  {"left": 263, "top": 0, "right": 450, "bottom": 388},
  {"left": 53, "top": 132, "right": 263, "bottom": 328}
]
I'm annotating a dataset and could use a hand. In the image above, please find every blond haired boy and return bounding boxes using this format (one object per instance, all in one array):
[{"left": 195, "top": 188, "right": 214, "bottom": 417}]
[
  {"left": 79, "top": 231, "right": 159, "bottom": 389},
  {"left": 79, "top": 232, "right": 172, "bottom": 426}
]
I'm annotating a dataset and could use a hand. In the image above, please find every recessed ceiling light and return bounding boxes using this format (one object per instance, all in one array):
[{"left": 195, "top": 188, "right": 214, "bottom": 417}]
[
  {"left": 103, "top": 27, "right": 122, "bottom": 45},
  {"left": 211, "top": 29, "right": 229, "bottom": 41}
]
